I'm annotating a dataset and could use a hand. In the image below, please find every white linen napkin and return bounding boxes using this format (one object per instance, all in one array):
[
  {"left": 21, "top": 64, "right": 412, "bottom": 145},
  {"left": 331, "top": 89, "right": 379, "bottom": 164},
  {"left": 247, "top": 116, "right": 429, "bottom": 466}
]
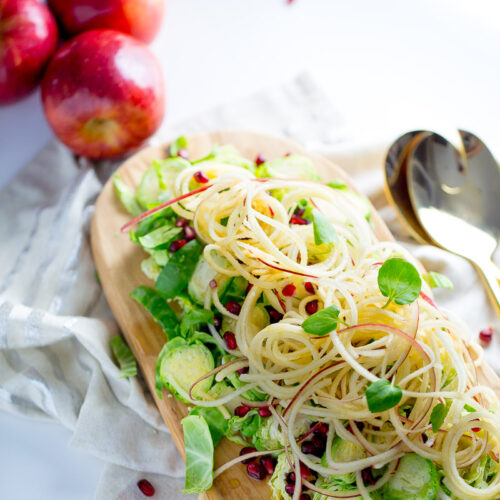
[{"left": 0, "top": 73, "right": 498, "bottom": 500}]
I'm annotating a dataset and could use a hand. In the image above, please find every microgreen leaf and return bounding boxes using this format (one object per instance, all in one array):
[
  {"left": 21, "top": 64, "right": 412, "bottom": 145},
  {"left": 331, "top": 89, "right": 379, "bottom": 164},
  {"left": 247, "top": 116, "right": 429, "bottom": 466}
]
[
  {"left": 365, "top": 379, "right": 402, "bottom": 413},
  {"left": 169, "top": 136, "right": 188, "bottom": 157},
  {"left": 109, "top": 336, "right": 137, "bottom": 378},
  {"left": 424, "top": 272, "right": 453, "bottom": 290},
  {"left": 312, "top": 210, "right": 339, "bottom": 246},
  {"left": 431, "top": 402, "right": 450, "bottom": 432},
  {"left": 464, "top": 404, "right": 477, "bottom": 413},
  {"left": 302, "top": 305, "right": 343, "bottom": 336},
  {"left": 155, "top": 240, "right": 202, "bottom": 298},
  {"left": 181, "top": 415, "right": 214, "bottom": 494},
  {"left": 377, "top": 258, "right": 422, "bottom": 308}
]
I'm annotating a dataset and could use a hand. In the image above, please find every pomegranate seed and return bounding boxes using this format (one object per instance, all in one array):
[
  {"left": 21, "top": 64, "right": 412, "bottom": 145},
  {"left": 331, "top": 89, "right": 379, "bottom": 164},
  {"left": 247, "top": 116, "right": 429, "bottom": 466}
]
[
  {"left": 235, "top": 404, "right": 250, "bottom": 417},
  {"left": 246, "top": 283, "right": 254, "bottom": 294},
  {"left": 240, "top": 446, "right": 257, "bottom": 464},
  {"left": 177, "top": 148, "right": 189, "bottom": 159},
  {"left": 282, "top": 284, "right": 296, "bottom": 297},
  {"left": 361, "top": 468, "right": 375, "bottom": 485},
  {"left": 267, "top": 308, "right": 283, "bottom": 323},
  {"left": 311, "top": 436, "right": 326, "bottom": 456},
  {"left": 290, "top": 214, "right": 310, "bottom": 225},
  {"left": 223, "top": 331, "right": 238, "bottom": 350},
  {"left": 247, "top": 461, "right": 267, "bottom": 480},
  {"left": 286, "top": 472, "right": 296, "bottom": 484},
  {"left": 312, "top": 422, "right": 329, "bottom": 436},
  {"left": 225, "top": 301, "right": 241, "bottom": 315},
  {"left": 255, "top": 154, "right": 266, "bottom": 166},
  {"left": 284, "top": 152, "right": 292, "bottom": 157},
  {"left": 237, "top": 366, "right": 249, "bottom": 375},
  {"left": 175, "top": 217, "right": 189, "bottom": 227},
  {"left": 294, "top": 207, "right": 305, "bottom": 217},
  {"left": 304, "top": 282, "right": 315, "bottom": 294},
  {"left": 137, "top": 479, "right": 155, "bottom": 497},
  {"left": 260, "top": 455, "right": 277, "bottom": 475},
  {"left": 285, "top": 484, "right": 295, "bottom": 496},
  {"left": 479, "top": 327, "right": 493, "bottom": 346},
  {"left": 471, "top": 427, "right": 481, "bottom": 432},
  {"left": 301, "top": 440, "right": 316, "bottom": 455},
  {"left": 209, "top": 279, "right": 217, "bottom": 289},
  {"left": 300, "top": 495, "right": 311, "bottom": 500},
  {"left": 193, "top": 171, "right": 209, "bottom": 184},
  {"left": 258, "top": 407, "right": 272, "bottom": 418},
  {"left": 213, "top": 313, "right": 222, "bottom": 330},
  {"left": 421, "top": 433, "right": 428, "bottom": 443},
  {"left": 305, "top": 300, "right": 318, "bottom": 315},
  {"left": 169, "top": 239, "right": 187, "bottom": 253},
  {"left": 300, "top": 462, "right": 316, "bottom": 480},
  {"left": 183, "top": 225, "right": 196, "bottom": 241}
]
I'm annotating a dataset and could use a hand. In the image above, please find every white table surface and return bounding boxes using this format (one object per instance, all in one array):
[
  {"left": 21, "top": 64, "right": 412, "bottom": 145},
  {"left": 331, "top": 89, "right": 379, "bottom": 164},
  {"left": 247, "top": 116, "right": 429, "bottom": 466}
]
[{"left": 1, "top": 0, "right": 500, "bottom": 498}]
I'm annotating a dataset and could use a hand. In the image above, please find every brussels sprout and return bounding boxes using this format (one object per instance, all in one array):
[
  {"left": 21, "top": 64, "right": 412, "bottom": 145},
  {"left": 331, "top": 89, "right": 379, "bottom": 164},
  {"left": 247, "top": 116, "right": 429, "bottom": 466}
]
[
  {"left": 141, "top": 256, "right": 162, "bottom": 281},
  {"left": 253, "top": 416, "right": 283, "bottom": 451},
  {"left": 188, "top": 255, "right": 231, "bottom": 305},
  {"left": 269, "top": 453, "right": 293, "bottom": 500},
  {"left": 321, "top": 436, "right": 366, "bottom": 485},
  {"left": 136, "top": 157, "right": 190, "bottom": 209},
  {"left": 157, "top": 337, "right": 214, "bottom": 401},
  {"left": 383, "top": 453, "right": 438, "bottom": 500},
  {"left": 256, "top": 155, "right": 321, "bottom": 181},
  {"left": 248, "top": 304, "right": 270, "bottom": 335},
  {"left": 312, "top": 476, "right": 362, "bottom": 500}
]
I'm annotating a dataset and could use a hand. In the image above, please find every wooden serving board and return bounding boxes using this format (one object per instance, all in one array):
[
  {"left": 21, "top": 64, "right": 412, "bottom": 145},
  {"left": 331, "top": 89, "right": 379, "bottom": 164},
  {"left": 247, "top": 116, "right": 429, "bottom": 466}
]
[{"left": 90, "top": 131, "right": 500, "bottom": 500}]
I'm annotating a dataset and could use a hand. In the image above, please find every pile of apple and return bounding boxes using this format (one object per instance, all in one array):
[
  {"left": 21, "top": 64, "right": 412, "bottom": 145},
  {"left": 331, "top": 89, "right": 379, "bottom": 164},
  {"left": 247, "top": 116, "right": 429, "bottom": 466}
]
[{"left": 0, "top": 0, "right": 165, "bottom": 159}]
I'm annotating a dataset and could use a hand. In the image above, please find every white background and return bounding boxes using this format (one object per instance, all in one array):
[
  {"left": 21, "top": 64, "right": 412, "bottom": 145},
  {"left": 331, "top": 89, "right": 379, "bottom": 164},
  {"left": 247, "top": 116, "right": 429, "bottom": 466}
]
[{"left": 1, "top": 0, "right": 500, "bottom": 498}]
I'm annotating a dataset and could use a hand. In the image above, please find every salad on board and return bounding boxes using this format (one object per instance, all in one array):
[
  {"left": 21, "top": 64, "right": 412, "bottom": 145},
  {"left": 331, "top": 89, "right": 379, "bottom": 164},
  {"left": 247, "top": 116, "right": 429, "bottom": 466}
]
[{"left": 114, "top": 137, "right": 500, "bottom": 500}]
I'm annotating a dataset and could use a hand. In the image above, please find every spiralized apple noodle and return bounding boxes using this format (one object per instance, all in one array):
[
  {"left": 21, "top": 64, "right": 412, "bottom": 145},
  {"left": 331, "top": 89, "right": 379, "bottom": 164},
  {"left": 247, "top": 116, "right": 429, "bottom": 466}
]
[{"left": 155, "top": 163, "right": 500, "bottom": 499}]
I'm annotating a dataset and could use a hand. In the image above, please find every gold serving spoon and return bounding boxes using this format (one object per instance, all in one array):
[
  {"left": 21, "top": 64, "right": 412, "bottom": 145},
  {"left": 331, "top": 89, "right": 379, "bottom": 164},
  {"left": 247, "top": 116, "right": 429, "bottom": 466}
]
[{"left": 385, "top": 130, "right": 500, "bottom": 315}]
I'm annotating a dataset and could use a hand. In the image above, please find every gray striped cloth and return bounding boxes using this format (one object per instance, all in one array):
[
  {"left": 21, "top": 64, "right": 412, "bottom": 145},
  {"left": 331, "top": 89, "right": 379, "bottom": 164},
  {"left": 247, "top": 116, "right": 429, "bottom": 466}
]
[{"left": 1, "top": 74, "right": 498, "bottom": 499}]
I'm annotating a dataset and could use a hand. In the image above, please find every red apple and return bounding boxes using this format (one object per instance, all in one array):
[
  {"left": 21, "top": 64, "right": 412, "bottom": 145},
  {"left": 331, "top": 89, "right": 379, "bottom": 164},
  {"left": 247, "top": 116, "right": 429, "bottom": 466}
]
[
  {"left": 41, "top": 30, "right": 165, "bottom": 160},
  {"left": 0, "top": 0, "right": 58, "bottom": 105},
  {"left": 47, "top": 0, "right": 165, "bottom": 43}
]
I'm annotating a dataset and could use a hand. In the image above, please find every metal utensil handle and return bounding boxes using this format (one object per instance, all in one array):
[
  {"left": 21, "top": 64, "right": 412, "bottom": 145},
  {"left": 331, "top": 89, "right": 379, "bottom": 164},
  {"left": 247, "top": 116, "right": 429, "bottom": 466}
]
[{"left": 474, "top": 258, "right": 500, "bottom": 317}]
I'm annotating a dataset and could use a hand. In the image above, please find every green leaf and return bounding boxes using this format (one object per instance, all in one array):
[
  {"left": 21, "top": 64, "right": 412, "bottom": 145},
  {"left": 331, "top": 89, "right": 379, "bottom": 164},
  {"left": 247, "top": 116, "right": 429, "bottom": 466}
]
[
  {"left": 189, "top": 407, "right": 228, "bottom": 447},
  {"left": 180, "top": 308, "right": 214, "bottom": 338},
  {"left": 109, "top": 336, "right": 137, "bottom": 378},
  {"left": 138, "top": 226, "right": 182, "bottom": 249},
  {"left": 464, "top": 404, "right": 477, "bottom": 413},
  {"left": 430, "top": 402, "right": 450, "bottom": 433},
  {"left": 302, "top": 305, "right": 342, "bottom": 336},
  {"left": 326, "top": 179, "right": 348, "bottom": 190},
  {"left": 113, "top": 174, "right": 143, "bottom": 216},
  {"left": 377, "top": 258, "right": 422, "bottom": 308},
  {"left": 225, "top": 409, "right": 263, "bottom": 445},
  {"left": 181, "top": 415, "right": 214, "bottom": 494},
  {"left": 169, "top": 136, "right": 188, "bottom": 157},
  {"left": 365, "top": 379, "right": 402, "bottom": 413},
  {"left": 312, "top": 210, "right": 339, "bottom": 246},
  {"left": 130, "top": 286, "right": 179, "bottom": 339},
  {"left": 424, "top": 272, "right": 453, "bottom": 290},
  {"left": 155, "top": 240, "right": 202, "bottom": 298}
]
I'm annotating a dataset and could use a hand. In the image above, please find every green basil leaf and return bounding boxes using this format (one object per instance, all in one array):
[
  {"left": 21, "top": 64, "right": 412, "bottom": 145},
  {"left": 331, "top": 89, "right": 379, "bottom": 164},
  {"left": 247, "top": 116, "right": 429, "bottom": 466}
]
[
  {"left": 377, "top": 258, "right": 422, "bottom": 308},
  {"left": 109, "top": 336, "right": 137, "bottom": 378},
  {"left": 180, "top": 308, "right": 214, "bottom": 338},
  {"left": 189, "top": 407, "right": 228, "bottom": 447},
  {"left": 169, "top": 136, "right": 188, "bottom": 157},
  {"left": 365, "top": 379, "right": 402, "bottom": 413},
  {"left": 424, "top": 272, "right": 454, "bottom": 290},
  {"left": 312, "top": 210, "right": 339, "bottom": 246},
  {"left": 130, "top": 286, "right": 179, "bottom": 340},
  {"left": 181, "top": 415, "right": 214, "bottom": 494},
  {"left": 155, "top": 240, "right": 202, "bottom": 298},
  {"left": 113, "top": 174, "right": 143, "bottom": 217},
  {"left": 430, "top": 402, "right": 450, "bottom": 433},
  {"left": 302, "top": 305, "right": 341, "bottom": 336}
]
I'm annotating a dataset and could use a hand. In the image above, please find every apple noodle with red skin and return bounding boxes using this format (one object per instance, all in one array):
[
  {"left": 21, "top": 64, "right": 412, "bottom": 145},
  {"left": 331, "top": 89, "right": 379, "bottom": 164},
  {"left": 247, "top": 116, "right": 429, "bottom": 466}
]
[{"left": 127, "top": 161, "right": 500, "bottom": 499}]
